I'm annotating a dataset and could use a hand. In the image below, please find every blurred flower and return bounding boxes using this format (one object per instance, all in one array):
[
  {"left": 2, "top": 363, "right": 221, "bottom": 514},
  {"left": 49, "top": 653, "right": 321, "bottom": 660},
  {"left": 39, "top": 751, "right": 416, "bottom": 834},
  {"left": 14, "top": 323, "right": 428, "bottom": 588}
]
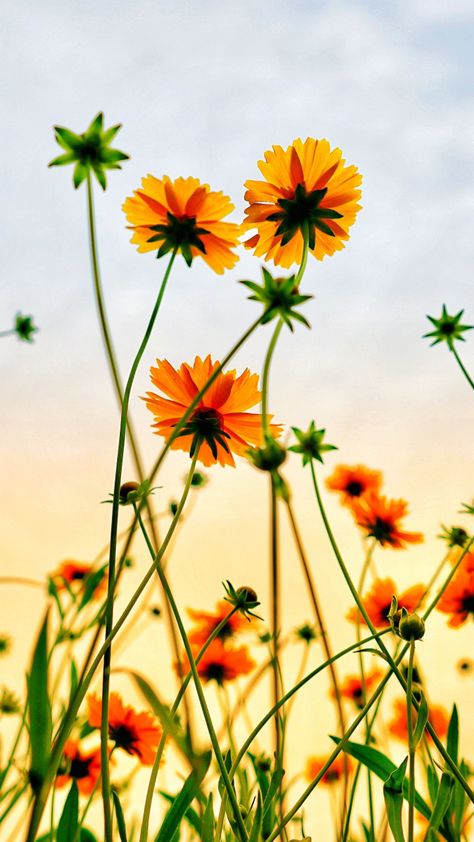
[
  {"left": 0, "top": 687, "right": 20, "bottom": 715},
  {"left": 190, "top": 470, "right": 207, "bottom": 488},
  {"left": 326, "top": 464, "right": 382, "bottom": 505},
  {"left": 56, "top": 739, "right": 101, "bottom": 794},
  {"left": 188, "top": 599, "right": 259, "bottom": 646},
  {"left": 388, "top": 698, "right": 449, "bottom": 742},
  {"left": 333, "top": 668, "right": 383, "bottom": 709},
  {"left": 49, "top": 560, "right": 106, "bottom": 599},
  {"left": 289, "top": 421, "right": 337, "bottom": 466},
  {"left": 349, "top": 492, "right": 423, "bottom": 549},
  {"left": 424, "top": 305, "right": 473, "bottom": 350},
  {"left": 243, "top": 137, "right": 362, "bottom": 268},
  {"left": 144, "top": 355, "right": 281, "bottom": 467},
  {"left": 295, "top": 623, "right": 318, "bottom": 644},
  {"left": 14, "top": 313, "right": 38, "bottom": 342},
  {"left": 347, "top": 578, "right": 425, "bottom": 628},
  {"left": 88, "top": 692, "right": 161, "bottom": 766},
  {"left": 49, "top": 112, "right": 129, "bottom": 190},
  {"left": 438, "top": 525, "right": 470, "bottom": 548},
  {"left": 304, "top": 754, "right": 353, "bottom": 785},
  {"left": 448, "top": 548, "right": 474, "bottom": 572},
  {"left": 123, "top": 175, "right": 240, "bottom": 273},
  {"left": 179, "top": 639, "right": 255, "bottom": 685},
  {"left": 436, "top": 565, "right": 474, "bottom": 628},
  {"left": 0, "top": 634, "right": 11, "bottom": 656},
  {"left": 457, "top": 658, "right": 473, "bottom": 674}
]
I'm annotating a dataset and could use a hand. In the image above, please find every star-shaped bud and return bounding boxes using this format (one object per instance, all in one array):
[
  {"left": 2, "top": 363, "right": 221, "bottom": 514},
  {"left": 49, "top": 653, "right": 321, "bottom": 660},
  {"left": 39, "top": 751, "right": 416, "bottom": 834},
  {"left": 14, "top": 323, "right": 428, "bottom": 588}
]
[
  {"left": 459, "top": 500, "right": 474, "bottom": 516},
  {"left": 49, "top": 112, "right": 129, "bottom": 190},
  {"left": 288, "top": 421, "right": 337, "bottom": 466},
  {"left": 424, "top": 305, "right": 473, "bottom": 350},
  {"left": 240, "top": 267, "right": 312, "bottom": 332},
  {"left": 438, "top": 525, "right": 469, "bottom": 548},
  {"left": 14, "top": 312, "right": 38, "bottom": 342},
  {"left": 223, "top": 581, "right": 262, "bottom": 621}
]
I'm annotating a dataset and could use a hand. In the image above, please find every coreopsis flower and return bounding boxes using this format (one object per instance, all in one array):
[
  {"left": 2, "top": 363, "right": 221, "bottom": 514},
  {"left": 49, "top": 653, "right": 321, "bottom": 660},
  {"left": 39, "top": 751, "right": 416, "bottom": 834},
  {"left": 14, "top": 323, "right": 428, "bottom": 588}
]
[
  {"left": 243, "top": 137, "right": 362, "bottom": 268},
  {"left": 347, "top": 578, "right": 425, "bottom": 628},
  {"left": 349, "top": 492, "right": 423, "bottom": 549},
  {"left": 49, "top": 112, "right": 129, "bottom": 190},
  {"left": 179, "top": 639, "right": 255, "bottom": 684},
  {"left": 122, "top": 175, "right": 240, "bottom": 272},
  {"left": 289, "top": 421, "right": 337, "bottom": 466},
  {"left": 305, "top": 754, "right": 353, "bottom": 785},
  {"left": 88, "top": 692, "right": 161, "bottom": 766},
  {"left": 56, "top": 739, "right": 101, "bottom": 795},
  {"left": 49, "top": 560, "right": 106, "bottom": 599},
  {"left": 388, "top": 698, "right": 449, "bottom": 742},
  {"left": 326, "top": 464, "right": 382, "bottom": 505},
  {"left": 240, "top": 267, "right": 312, "bottom": 331},
  {"left": 424, "top": 305, "right": 473, "bottom": 350},
  {"left": 448, "top": 548, "right": 474, "bottom": 572},
  {"left": 333, "top": 669, "right": 383, "bottom": 709},
  {"left": 187, "top": 599, "right": 259, "bottom": 646},
  {"left": 0, "top": 687, "right": 20, "bottom": 715},
  {"left": 438, "top": 525, "right": 470, "bottom": 548},
  {"left": 143, "top": 355, "right": 281, "bottom": 467},
  {"left": 436, "top": 565, "right": 474, "bottom": 628},
  {"left": 14, "top": 313, "right": 38, "bottom": 342}
]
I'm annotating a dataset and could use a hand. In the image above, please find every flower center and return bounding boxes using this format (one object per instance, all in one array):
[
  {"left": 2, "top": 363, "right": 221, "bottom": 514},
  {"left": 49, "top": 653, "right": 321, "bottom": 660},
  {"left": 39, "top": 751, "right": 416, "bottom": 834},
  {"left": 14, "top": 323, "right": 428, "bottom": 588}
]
[
  {"left": 69, "top": 755, "right": 94, "bottom": 780},
  {"left": 345, "top": 481, "right": 363, "bottom": 497},
  {"left": 203, "top": 663, "right": 226, "bottom": 684},
  {"left": 461, "top": 595, "right": 474, "bottom": 614},
  {"left": 147, "top": 213, "right": 210, "bottom": 266},
  {"left": 176, "top": 406, "right": 231, "bottom": 460},
  {"left": 369, "top": 517, "right": 395, "bottom": 545},
  {"left": 109, "top": 723, "right": 137, "bottom": 753},
  {"left": 266, "top": 183, "right": 343, "bottom": 249}
]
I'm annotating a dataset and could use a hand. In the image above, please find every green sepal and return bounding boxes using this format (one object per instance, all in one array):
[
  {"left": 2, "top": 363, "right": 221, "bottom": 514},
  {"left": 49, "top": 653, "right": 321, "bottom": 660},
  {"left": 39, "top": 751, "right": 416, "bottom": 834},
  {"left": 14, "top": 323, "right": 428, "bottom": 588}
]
[
  {"left": 412, "top": 691, "right": 429, "bottom": 749},
  {"left": 27, "top": 611, "right": 52, "bottom": 792},
  {"left": 425, "top": 772, "right": 455, "bottom": 836},
  {"left": 383, "top": 757, "right": 408, "bottom": 842},
  {"left": 112, "top": 789, "right": 128, "bottom": 842},
  {"left": 154, "top": 752, "right": 211, "bottom": 842},
  {"left": 446, "top": 704, "right": 459, "bottom": 765},
  {"left": 57, "top": 780, "right": 79, "bottom": 842}
]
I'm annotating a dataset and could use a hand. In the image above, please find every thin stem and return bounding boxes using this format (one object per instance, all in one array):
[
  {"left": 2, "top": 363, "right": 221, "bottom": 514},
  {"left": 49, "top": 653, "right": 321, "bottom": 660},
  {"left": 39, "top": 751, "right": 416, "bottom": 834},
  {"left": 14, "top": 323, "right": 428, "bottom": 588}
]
[
  {"left": 451, "top": 345, "right": 474, "bottom": 390},
  {"left": 0, "top": 329, "right": 15, "bottom": 338},
  {"left": 261, "top": 320, "right": 284, "bottom": 437},
  {"left": 407, "top": 638, "right": 416, "bottom": 842},
  {"left": 356, "top": 540, "right": 377, "bottom": 842},
  {"left": 270, "top": 475, "right": 283, "bottom": 776}
]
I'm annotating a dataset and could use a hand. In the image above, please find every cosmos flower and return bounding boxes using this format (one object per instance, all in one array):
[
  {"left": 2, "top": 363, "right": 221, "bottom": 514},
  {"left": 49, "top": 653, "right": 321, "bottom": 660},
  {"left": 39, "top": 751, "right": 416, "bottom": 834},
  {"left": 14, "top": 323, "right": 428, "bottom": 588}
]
[
  {"left": 347, "top": 578, "right": 425, "bottom": 628},
  {"left": 243, "top": 137, "right": 362, "bottom": 268},
  {"left": 333, "top": 668, "right": 383, "bottom": 709},
  {"left": 56, "top": 739, "right": 101, "bottom": 795},
  {"left": 143, "top": 354, "right": 281, "bottom": 467},
  {"left": 179, "top": 639, "right": 256, "bottom": 685},
  {"left": 388, "top": 698, "right": 449, "bottom": 742},
  {"left": 436, "top": 565, "right": 474, "bottom": 628},
  {"left": 122, "top": 175, "right": 240, "bottom": 273},
  {"left": 326, "top": 464, "right": 382, "bottom": 505},
  {"left": 49, "top": 560, "right": 106, "bottom": 599},
  {"left": 88, "top": 692, "right": 161, "bottom": 766},
  {"left": 349, "top": 492, "right": 423, "bottom": 549},
  {"left": 305, "top": 754, "right": 353, "bottom": 785},
  {"left": 187, "top": 600, "right": 258, "bottom": 646}
]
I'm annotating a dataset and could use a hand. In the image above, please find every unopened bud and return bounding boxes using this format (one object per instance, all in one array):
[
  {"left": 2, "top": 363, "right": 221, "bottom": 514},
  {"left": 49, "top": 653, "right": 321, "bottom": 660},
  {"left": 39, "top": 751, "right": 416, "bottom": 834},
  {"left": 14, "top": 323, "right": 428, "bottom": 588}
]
[
  {"left": 119, "top": 481, "right": 139, "bottom": 504},
  {"left": 399, "top": 611, "right": 425, "bottom": 641}
]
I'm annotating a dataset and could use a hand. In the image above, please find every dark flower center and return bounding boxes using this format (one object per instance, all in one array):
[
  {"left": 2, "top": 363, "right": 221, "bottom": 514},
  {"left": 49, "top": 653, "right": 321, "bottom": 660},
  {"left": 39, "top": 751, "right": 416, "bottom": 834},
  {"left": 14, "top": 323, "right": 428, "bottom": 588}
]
[
  {"left": 346, "top": 481, "right": 363, "bottom": 497},
  {"left": 147, "top": 213, "right": 210, "bottom": 266},
  {"left": 109, "top": 724, "right": 137, "bottom": 753},
  {"left": 266, "top": 183, "right": 343, "bottom": 249},
  {"left": 70, "top": 570, "right": 87, "bottom": 581},
  {"left": 369, "top": 517, "right": 395, "bottom": 545},
  {"left": 203, "top": 663, "right": 226, "bottom": 684},
  {"left": 441, "top": 322, "right": 455, "bottom": 335},
  {"left": 69, "top": 756, "right": 94, "bottom": 780},
  {"left": 176, "top": 406, "right": 231, "bottom": 460},
  {"left": 461, "top": 595, "right": 474, "bottom": 614}
]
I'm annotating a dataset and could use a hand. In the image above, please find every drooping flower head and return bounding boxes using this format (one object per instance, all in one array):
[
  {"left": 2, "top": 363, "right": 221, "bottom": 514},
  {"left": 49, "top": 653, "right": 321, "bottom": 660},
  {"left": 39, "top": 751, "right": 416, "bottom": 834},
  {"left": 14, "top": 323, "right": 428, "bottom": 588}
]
[
  {"left": 326, "top": 464, "right": 382, "bottom": 505},
  {"left": 436, "top": 564, "right": 474, "bottom": 628},
  {"left": 56, "top": 739, "right": 101, "bottom": 794},
  {"left": 187, "top": 599, "right": 259, "bottom": 647},
  {"left": 349, "top": 492, "right": 423, "bottom": 549},
  {"left": 388, "top": 698, "right": 449, "bottom": 742},
  {"left": 332, "top": 668, "right": 383, "bottom": 709},
  {"left": 305, "top": 754, "right": 353, "bottom": 785},
  {"left": 88, "top": 692, "right": 161, "bottom": 766},
  {"left": 243, "top": 137, "right": 362, "bottom": 268},
  {"left": 143, "top": 355, "right": 282, "bottom": 467},
  {"left": 347, "top": 578, "right": 425, "bottom": 628},
  {"left": 123, "top": 176, "right": 240, "bottom": 273},
  {"left": 179, "top": 639, "right": 256, "bottom": 684}
]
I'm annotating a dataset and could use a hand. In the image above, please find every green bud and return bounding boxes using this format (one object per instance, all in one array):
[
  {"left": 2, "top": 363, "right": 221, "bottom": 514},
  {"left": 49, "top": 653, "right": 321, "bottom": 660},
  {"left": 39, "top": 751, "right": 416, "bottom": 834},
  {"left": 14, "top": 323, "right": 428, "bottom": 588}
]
[
  {"left": 399, "top": 611, "right": 425, "bottom": 641},
  {"left": 247, "top": 439, "right": 286, "bottom": 472}
]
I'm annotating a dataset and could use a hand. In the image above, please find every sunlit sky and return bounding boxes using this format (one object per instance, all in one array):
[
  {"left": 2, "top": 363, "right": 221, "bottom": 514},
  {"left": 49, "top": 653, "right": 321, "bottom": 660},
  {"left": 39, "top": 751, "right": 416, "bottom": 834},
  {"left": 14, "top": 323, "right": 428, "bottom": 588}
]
[{"left": 1, "top": 1, "right": 474, "bottom": 838}]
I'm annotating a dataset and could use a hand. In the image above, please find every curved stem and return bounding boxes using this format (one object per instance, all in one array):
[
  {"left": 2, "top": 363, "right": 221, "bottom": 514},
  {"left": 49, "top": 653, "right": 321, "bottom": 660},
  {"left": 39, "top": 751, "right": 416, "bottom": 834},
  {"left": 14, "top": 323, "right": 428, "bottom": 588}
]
[
  {"left": 451, "top": 345, "right": 474, "bottom": 390},
  {"left": 261, "top": 320, "right": 284, "bottom": 438},
  {"left": 407, "top": 638, "right": 416, "bottom": 842}
]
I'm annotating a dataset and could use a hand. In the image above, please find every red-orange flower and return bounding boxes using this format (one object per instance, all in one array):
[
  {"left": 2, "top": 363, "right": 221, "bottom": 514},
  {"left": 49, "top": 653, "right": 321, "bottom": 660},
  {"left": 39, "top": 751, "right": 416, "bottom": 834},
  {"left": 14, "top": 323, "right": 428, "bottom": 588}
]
[
  {"left": 88, "top": 692, "right": 161, "bottom": 766},
  {"left": 436, "top": 564, "right": 474, "bottom": 628},
  {"left": 56, "top": 739, "right": 101, "bottom": 795},
  {"left": 243, "top": 137, "right": 362, "bottom": 268},
  {"left": 305, "top": 754, "right": 353, "bottom": 785},
  {"left": 388, "top": 698, "right": 449, "bottom": 742},
  {"left": 326, "top": 464, "right": 382, "bottom": 505},
  {"left": 188, "top": 600, "right": 258, "bottom": 646},
  {"left": 144, "top": 354, "right": 282, "bottom": 467},
  {"left": 332, "top": 668, "right": 383, "bottom": 708},
  {"left": 122, "top": 175, "right": 240, "bottom": 273},
  {"left": 179, "top": 639, "right": 256, "bottom": 684},
  {"left": 49, "top": 560, "right": 106, "bottom": 598},
  {"left": 349, "top": 492, "right": 423, "bottom": 549},
  {"left": 347, "top": 578, "right": 425, "bottom": 628}
]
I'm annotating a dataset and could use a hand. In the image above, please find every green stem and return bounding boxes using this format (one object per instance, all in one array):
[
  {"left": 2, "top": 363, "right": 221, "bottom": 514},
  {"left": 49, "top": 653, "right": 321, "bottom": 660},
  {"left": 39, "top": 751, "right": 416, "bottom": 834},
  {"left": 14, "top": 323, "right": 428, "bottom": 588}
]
[
  {"left": 133, "top": 495, "right": 249, "bottom": 842},
  {"left": 451, "top": 345, "right": 474, "bottom": 390},
  {"left": 270, "top": 475, "right": 283, "bottom": 778},
  {"left": 0, "top": 329, "right": 15, "bottom": 338},
  {"left": 356, "top": 540, "right": 376, "bottom": 842},
  {"left": 0, "top": 783, "right": 29, "bottom": 825},
  {"left": 407, "top": 638, "right": 416, "bottom": 842},
  {"left": 261, "top": 320, "right": 284, "bottom": 438}
]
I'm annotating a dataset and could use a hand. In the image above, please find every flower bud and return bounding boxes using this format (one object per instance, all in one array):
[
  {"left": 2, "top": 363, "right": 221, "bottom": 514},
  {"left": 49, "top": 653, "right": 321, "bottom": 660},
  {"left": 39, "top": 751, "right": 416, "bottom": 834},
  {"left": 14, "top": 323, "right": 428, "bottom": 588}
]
[
  {"left": 399, "top": 611, "right": 425, "bottom": 641},
  {"left": 119, "top": 481, "right": 139, "bottom": 504},
  {"left": 247, "top": 439, "right": 286, "bottom": 472}
]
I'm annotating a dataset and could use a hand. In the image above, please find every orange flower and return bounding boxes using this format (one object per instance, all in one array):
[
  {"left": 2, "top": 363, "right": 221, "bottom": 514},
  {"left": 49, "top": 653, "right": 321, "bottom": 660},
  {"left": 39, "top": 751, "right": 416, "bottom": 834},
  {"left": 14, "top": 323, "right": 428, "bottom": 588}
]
[
  {"left": 243, "top": 137, "right": 362, "bottom": 268},
  {"left": 333, "top": 668, "right": 383, "bottom": 708},
  {"left": 349, "top": 492, "right": 423, "bottom": 549},
  {"left": 305, "top": 754, "right": 353, "bottom": 785},
  {"left": 50, "top": 560, "right": 106, "bottom": 598},
  {"left": 143, "top": 354, "right": 282, "bottom": 467},
  {"left": 56, "top": 739, "right": 101, "bottom": 795},
  {"left": 347, "top": 578, "right": 425, "bottom": 628},
  {"left": 436, "top": 564, "right": 474, "bottom": 628},
  {"left": 122, "top": 175, "right": 240, "bottom": 273},
  {"left": 449, "top": 548, "right": 474, "bottom": 572},
  {"left": 388, "top": 698, "right": 449, "bottom": 742},
  {"left": 88, "top": 692, "right": 161, "bottom": 766},
  {"left": 326, "top": 464, "right": 382, "bottom": 505},
  {"left": 179, "top": 639, "right": 256, "bottom": 684},
  {"left": 188, "top": 600, "right": 258, "bottom": 646}
]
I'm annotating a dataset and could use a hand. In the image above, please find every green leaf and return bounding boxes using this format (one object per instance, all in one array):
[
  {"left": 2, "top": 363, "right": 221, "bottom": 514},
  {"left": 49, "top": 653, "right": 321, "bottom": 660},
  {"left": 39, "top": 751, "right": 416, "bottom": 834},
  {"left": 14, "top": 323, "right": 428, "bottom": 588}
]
[
  {"left": 159, "top": 791, "right": 201, "bottom": 835},
  {"left": 248, "top": 793, "right": 263, "bottom": 842},
  {"left": 383, "top": 757, "right": 408, "bottom": 842},
  {"left": 412, "top": 692, "right": 429, "bottom": 749},
  {"left": 68, "top": 658, "right": 78, "bottom": 708},
  {"left": 262, "top": 768, "right": 284, "bottom": 837},
  {"left": 27, "top": 611, "right": 52, "bottom": 792},
  {"left": 128, "top": 671, "right": 187, "bottom": 756},
  {"left": 112, "top": 789, "right": 128, "bottom": 842},
  {"left": 446, "top": 705, "right": 459, "bottom": 766},
  {"left": 57, "top": 780, "right": 79, "bottom": 842},
  {"left": 154, "top": 752, "right": 211, "bottom": 842},
  {"left": 80, "top": 831, "right": 99, "bottom": 842},
  {"left": 201, "top": 794, "right": 214, "bottom": 842},
  {"left": 427, "top": 765, "right": 439, "bottom": 806},
  {"left": 425, "top": 772, "right": 455, "bottom": 835}
]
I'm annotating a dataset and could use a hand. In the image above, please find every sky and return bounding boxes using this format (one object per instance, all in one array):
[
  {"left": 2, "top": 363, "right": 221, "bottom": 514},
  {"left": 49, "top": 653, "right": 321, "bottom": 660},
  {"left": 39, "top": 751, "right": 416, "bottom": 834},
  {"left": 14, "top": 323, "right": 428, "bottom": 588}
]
[{"left": 1, "top": 1, "right": 474, "bottom": 838}]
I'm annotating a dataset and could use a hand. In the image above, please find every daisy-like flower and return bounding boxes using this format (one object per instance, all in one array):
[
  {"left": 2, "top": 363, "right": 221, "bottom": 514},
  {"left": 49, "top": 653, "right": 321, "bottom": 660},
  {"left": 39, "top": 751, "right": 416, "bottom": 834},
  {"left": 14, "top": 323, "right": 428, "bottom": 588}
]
[
  {"left": 332, "top": 668, "right": 383, "bottom": 709},
  {"left": 305, "top": 754, "right": 353, "bottom": 785},
  {"left": 243, "top": 137, "right": 362, "bottom": 268},
  {"left": 388, "top": 698, "right": 449, "bottom": 742},
  {"left": 88, "top": 692, "right": 161, "bottom": 766},
  {"left": 349, "top": 492, "right": 423, "bottom": 549},
  {"left": 436, "top": 564, "right": 474, "bottom": 628},
  {"left": 49, "top": 560, "right": 106, "bottom": 599},
  {"left": 179, "top": 639, "right": 256, "bottom": 685},
  {"left": 122, "top": 175, "right": 240, "bottom": 273},
  {"left": 326, "top": 464, "right": 382, "bottom": 505},
  {"left": 187, "top": 600, "right": 258, "bottom": 647},
  {"left": 143, "top": 354, "right": 282, "bottom": 467},
  {"left": 347, "top": 578, "right": 425, "bottom": 628},
  {"left": 56, "top": 739, "right": 101, "bottom": 795}
]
